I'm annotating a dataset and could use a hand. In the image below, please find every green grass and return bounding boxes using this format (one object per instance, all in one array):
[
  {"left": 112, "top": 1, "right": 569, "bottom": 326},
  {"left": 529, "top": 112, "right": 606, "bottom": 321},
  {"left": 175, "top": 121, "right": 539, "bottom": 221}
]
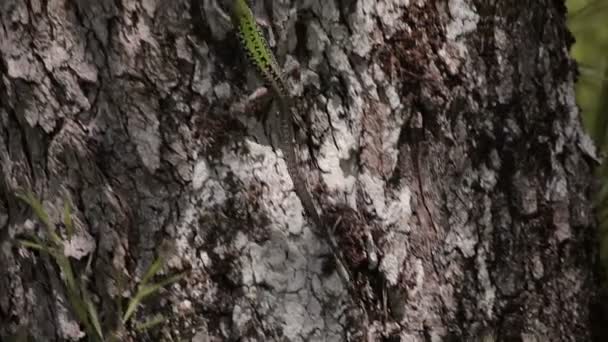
[{"left": 11, "top": 190, "right": 185, "bottom": 341}]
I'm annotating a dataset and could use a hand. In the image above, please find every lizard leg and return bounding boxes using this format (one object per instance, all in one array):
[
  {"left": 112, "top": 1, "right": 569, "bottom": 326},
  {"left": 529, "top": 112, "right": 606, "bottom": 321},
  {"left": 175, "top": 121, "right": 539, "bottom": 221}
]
[
  {"left": 229, "top": 86, "right": 281, "bottom": 151},
  {"left": 247, "top": 86, "right": 271, "bottom": 104},
  {"left": 255, "top": 17, "right": 271, "bottom": 29},
  {"left": 247, "top": 86, "right": 276, "bottom": 131},
  {"left": 229, "top": 86, "right": 271, "bottom": 117}
]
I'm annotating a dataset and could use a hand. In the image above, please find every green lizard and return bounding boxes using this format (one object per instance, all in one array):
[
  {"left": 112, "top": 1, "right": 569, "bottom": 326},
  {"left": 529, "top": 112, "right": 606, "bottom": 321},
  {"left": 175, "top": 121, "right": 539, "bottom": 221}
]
[
  {"left": 228, "top": 0, "right": 323, "bottom": 230},
  {"left": 218, "top": 0, "right": 368, "bottom": 318}
]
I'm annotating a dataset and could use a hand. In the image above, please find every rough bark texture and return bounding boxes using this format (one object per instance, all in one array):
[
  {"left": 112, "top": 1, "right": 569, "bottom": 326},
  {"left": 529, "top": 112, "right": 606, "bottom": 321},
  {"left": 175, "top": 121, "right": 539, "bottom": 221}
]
[{"left": 0, "top": 0, "right": 602, "bottom": 341}]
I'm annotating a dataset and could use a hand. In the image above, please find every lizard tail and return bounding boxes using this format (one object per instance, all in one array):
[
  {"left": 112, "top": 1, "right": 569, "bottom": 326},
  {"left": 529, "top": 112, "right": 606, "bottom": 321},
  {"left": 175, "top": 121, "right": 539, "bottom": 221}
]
[{"left": 276, "top": 97, "right": 323, "bottom": 231}]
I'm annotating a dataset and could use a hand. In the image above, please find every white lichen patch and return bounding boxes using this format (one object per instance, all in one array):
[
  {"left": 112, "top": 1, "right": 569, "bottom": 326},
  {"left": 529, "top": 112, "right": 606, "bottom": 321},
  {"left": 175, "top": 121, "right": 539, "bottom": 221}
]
[
  {"left": 445, "top": 0, "right": 479, "bottom": 41},
  {"left": 220, "top": 140, "right": 273, "bottom": 184},
  {"left": 213, "top": 82, "right": 232, "bottom": 100},
  {"left": 379, "top": 228, "right": 410, "bottom": 286},
  {"left": 403, "top": 258, "right": 425, "bottom": 298},
  {"left": 319, "top": 272, "right": 346, "bottom": 297},
  {"left": 494, "top": 27, "right": 515, "bottom": 104},
  {"left": 439, "top": 0, "right": 479, "bottom": 86},
  {"left": 57, "top": 295, "right": 86, "bottom": 341},
  {"left": 379, "top": 252, "right": 402, "bottom": 286},
  {"left": 347, "top": 0, "right": 379, "bottom": 57},
  {"left": 192, "top": 159, "right": 210, "bottom": 190},
  {"left": 326, "top": 46, "right": 352, "bottom": 74},
  {"left": 306, "top": 20, "right": 331, "bottom": 56},
  {"left": 385, "top": 83, "right": 402, "bottom": 110},
  {"left": 127, "top": 102, "right": 161, "bottom": 172},
  {"left": 439, "top": 43, "right": 464, "bottom": 76},
  {"left": 359, "top": 171, "right": 388, "bottom": 217},
  {"left": 249, "top": 140, "right": 310, "bottom": 234},
  {"left": 231, "top": 302, "right": 254, "bottom": 337},
  {"left": 375, "top": 0, "right": 410, "bottom": 39},
  {"left": 318, "top": 99, "right": 358, "bottom": 203},
  {"left": 248, "top": 240, "right": 290, "bottom": 291},
  {"left": 230, "top": 223, "right": 344, "bottom": 342},
  {"left": 311, "top": 0, "right": 340, "bottom": 24},
  {"left": 476, "top": 253, "right": 496, "bottom": 319},
  {"left": 169, "top": 203, "right": 202, "bottom": 270},
  {"left": 63, "top": 232, "right": 96, "bottom": 260},
  {"left": 479, "top": 164, "right": 498, "bottom": 191},
  {"left": 284, "top": 297, "right": 317, "bottom": 339},
  {"left": 185, "top": 140, "right": 358, "bottom": 341},
  {"left": 547, "top": 174, "right": 568, "bottom": 203},
  {"left": 445, "top": 223, "right": 477, "bottom": 258},
  {"left": 192, "top": 43, "right": 214, "bottom": 97},
  {"left": 382, "top": 186, "right": 413, "bottom": 232},
  {"left": 5, "top": 53, "right": 44, "bottom": 82}
]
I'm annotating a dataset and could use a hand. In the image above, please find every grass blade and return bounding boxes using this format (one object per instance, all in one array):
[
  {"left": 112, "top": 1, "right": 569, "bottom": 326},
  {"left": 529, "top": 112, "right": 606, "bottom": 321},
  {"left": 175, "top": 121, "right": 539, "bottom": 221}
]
[
  {"left": 83, "top": 287, "right": 104, "bottom": 341},
  {"left": 134, "top": 314, "right": 165, "bottom": 332}
]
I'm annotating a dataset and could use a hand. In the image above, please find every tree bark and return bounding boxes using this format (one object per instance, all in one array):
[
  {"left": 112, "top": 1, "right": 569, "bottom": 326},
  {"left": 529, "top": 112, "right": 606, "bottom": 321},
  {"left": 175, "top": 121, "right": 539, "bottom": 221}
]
[{"left": 0, "top": 0, "right": 602, "bottom": 341}]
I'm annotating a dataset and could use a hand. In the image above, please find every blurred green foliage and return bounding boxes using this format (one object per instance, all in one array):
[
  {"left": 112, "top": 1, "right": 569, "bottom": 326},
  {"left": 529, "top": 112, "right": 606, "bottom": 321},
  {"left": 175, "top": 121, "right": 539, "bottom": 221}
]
[
  {"left": 567, "top": 0, "right": 608, "bottom": 279},
  {"left": 567, "top": 0, "right": 608, "bottom": 147}
]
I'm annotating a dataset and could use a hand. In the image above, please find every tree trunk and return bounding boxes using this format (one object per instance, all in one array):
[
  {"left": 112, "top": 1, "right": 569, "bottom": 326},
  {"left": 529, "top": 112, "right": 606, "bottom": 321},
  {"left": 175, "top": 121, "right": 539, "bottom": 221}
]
[{"left": 0, "top": 0, "right": 602, "bottom": 340}]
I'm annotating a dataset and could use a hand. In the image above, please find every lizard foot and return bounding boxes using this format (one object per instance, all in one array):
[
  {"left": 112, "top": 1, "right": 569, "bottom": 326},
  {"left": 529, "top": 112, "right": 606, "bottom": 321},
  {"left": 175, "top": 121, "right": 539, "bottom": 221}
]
[{"left": 229, "top": 86, "right": 272, "bottom": 116}]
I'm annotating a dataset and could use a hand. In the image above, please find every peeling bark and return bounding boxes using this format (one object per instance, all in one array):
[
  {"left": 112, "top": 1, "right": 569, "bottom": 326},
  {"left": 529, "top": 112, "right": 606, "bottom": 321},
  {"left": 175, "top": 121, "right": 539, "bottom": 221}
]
[{"left": 0, "top": 0, "right": 602, "bottom": 341}]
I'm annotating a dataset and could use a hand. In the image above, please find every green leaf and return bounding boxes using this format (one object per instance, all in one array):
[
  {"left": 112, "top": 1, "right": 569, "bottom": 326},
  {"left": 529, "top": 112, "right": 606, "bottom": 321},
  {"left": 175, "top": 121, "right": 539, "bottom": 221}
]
[
  {"left": 64, "top": 284, "right": 93, "bottom": 339},
  {"left": 122, "top": 293, "right": 143, "bottom": 324},
  {"left": 83, "top": 287, "right": 104, "bottom": 340},
  {"left": 140, "top": 272, "right": 185, "bottom": 299},
  {"left": 16, "top": 191, "right": 51, "bottom": 229},
  {"left": 16, "top": 191, "right": 63, "bottom": 246},
  {"left": 140, "top": 257, "right": 164, "bottom": 287},
  {"left": 18, "top": 239, "right": 46, "bottom": 251},
  {"left": 122, "top": 272, "right": 185, "bottom": 324},
  {"left": 134, "top": 314, "right": 165, "bottom": 332},
  {"left": 56, "top": 254, "right": 78, "bottom": 295}
]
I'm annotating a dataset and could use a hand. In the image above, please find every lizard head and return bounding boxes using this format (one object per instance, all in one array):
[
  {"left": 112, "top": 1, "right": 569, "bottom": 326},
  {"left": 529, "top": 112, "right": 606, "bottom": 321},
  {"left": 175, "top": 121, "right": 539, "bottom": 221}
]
[{"left": 229, "top": 0, "right": 256, "bottom": 24}]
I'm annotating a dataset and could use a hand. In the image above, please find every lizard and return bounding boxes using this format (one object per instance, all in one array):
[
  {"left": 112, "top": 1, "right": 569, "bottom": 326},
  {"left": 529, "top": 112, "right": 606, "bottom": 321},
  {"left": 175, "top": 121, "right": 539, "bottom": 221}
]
[
  {"left": 226, "top": 1, "right": 365, "bottom": 298},
  {"left": 227, "top": 0, "right": 323, "bottom": 231},
  {"left": 208, "top": 2, "right": 372, "bottom": 331}
]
